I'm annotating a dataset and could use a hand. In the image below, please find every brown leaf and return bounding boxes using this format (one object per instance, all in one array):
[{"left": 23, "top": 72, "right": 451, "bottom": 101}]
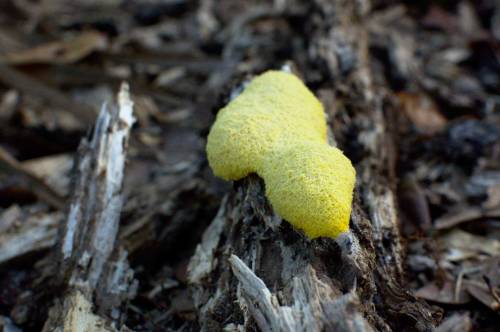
[
  {"left": 397, "top": 92, "right": 447, "bottom": 135},
  {"left": 465, "top": 281, "right": 500, "bottom": 310},
  {"left": 435, "top": 313, "right": 472, "bottom": 332},
  {"left": 435, "top": 206, "right": 500, "bottom": 230},
  {"left": 415, "top": 280, "right": 471, "bottom": 304},
  {"left": 398, "top": 177, "right": 432, "bottom": 234},
  {"left": 462, "top": 258, "right": 500, "bottom": 311},
  {"left": 0, "top": 31, "right": 107, "bottom": 65},
  {"left": 438, "top": 229, "right": 500, "bottom": 262}
]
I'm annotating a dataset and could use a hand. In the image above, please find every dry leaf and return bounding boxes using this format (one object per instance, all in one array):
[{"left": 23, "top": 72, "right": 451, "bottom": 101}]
[
  {"left": 415, "top": 280, "right": 471, "bottom": 304},
  {"left": 0, "top": 31, "right": 107, "bottom": 65},
  {"left": 465, "top": 281, "right": 500, "bottom": 310},
  {"left": 0, "top": 90, "right": 19, "bottom": 120},
  {"left": 462, "top": 258, "right": 500, "bottom": 311},
  {"left": 435, "top": 313, "right": 472, "bottom": 332},
  {"left": 398, "top": 177, "right": 432, "bottom": 234},
  {"left": 398, "top": 92, "right": 447, "bottom": 135},
  {"left": 435, "top": 206, "right": 500, "bottom": 230},
  {"left": 439, "top": 229, "right": 500, "bottom": 262},
  {"left": 22, "top": 154, "right": 73, "bottom": 196}
]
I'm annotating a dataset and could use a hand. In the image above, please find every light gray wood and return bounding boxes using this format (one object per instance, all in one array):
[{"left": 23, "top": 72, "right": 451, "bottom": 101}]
[{"left": 41, "top": 83, "right": 136, "bottom": 332}]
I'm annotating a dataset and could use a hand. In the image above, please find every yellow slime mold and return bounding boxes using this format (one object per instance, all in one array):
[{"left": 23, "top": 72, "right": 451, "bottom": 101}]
[
  {"left": 206, "top": 70, "right": 355, "bottom": 239},
  {"left": 206, "top": 70, "right": 326, "bottom": 180}
]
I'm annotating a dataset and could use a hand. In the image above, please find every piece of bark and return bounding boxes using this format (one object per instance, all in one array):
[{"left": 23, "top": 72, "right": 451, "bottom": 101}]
[
  {"left": 188, "top": 1, "right": 437, "bottom": 331},
  {"left": 228, "top": 254, "right": 374, "bottom": 332},
  {"left": 41, "top": 83, "right": 136, "bottom": 331}
]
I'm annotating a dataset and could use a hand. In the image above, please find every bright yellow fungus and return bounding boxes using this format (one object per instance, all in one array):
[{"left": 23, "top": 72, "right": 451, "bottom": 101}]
[
  {"left": 206, "top": 71, "right": 327, "bottom": 180},
  {"left": 206, "top": 70, "right": 356, "bottom": 239}
]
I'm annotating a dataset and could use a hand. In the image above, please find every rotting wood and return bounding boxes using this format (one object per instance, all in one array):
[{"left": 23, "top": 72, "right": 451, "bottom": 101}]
[
  {"left": 188, "top": 1, "right": 437, "bottom": 331},
  {"left": 41, "top": 83, "right": 136, "bottom": 332},
  {"left": 0, "top": 1, "right": 496, "bottom": 331}
]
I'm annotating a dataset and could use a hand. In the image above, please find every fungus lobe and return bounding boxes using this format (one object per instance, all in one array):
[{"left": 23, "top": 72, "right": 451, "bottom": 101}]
[{"left": 206, "top": 70, "right": 355, "bottom": 239}]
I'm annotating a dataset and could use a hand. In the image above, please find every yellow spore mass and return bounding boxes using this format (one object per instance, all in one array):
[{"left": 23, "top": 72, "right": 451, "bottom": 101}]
[
  {"left": 206, "top": 70, "right": 326, "bottom": 180},
  {"left": 262, "top": 141, "right": 355, "bottom": 238},
  {"left": 206, "top": 70, "right": 356, "bottom": 239}
]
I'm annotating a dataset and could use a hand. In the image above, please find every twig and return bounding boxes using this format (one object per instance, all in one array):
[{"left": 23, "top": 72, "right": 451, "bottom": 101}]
[{"left": 0, "top": 146, "right": 65, "bottom": 209}]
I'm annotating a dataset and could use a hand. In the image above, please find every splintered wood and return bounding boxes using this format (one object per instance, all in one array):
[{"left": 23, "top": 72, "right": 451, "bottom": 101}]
[{"left": 42, "top": 83, "right": 136, "bottom": 332}]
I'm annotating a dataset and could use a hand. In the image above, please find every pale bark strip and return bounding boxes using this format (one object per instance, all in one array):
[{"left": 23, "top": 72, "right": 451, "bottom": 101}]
[
  {"left": 42, "top": 83, "right": 136, "bottom": 332},
  {"left": 229, "top": 254, "right": 373, "bottom": 332}
]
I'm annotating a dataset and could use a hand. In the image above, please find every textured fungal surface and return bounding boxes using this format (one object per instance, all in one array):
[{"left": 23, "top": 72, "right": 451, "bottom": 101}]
[
  {"left": 262, "top": 140, "right": 356, "bottom": 238},
  {"left": 206, "top": 70, "right": 326, "bottom": 180},
  {"left": 206, "top": 70, "right": 356, "bottom": 238}
]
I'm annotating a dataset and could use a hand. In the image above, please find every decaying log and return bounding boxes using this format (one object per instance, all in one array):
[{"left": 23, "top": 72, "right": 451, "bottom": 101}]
[
  {"left": 188, "top": 1, "right": 437, "bottom": 331},
  {"left": 41, "top": 83, "right": 136, "bottom": 332}
]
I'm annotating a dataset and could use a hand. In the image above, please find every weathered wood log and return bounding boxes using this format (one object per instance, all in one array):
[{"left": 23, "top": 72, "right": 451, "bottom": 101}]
[
  {"left": 41, "top": 83, "right": 136, "bottom": 332},
  {"left": 188, "top": 1, "right": 438, "bottom": 331}
]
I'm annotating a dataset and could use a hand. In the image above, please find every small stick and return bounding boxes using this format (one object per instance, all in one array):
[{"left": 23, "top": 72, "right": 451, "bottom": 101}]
[{"left": 0, "top": 146, "right": 65, "bottom": 209}]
